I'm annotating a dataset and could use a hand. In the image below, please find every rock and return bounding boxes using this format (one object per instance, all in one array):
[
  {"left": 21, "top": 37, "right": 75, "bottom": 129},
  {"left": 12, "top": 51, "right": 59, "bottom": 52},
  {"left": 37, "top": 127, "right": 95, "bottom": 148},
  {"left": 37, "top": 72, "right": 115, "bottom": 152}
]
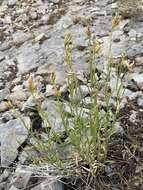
[
  {"left": 112, "top": 2, "right": 117, "bottom": 9},
  {"left": 118, "top": 0, "right": 143, "bottom": 19},
  {"left": 22, "top": 93, "right": 44, "bottom": 111},
  {"left": 137, "top": 96, "right": 143, "bottom": 107},
  {"left": 11, "top": 85, "right": 23, "bottom": 92},
  {"left": 12, "top": 31, "right": 31, "bottom": 45},
  {"left": 18, "top": 146, "right": 40, "bottom": 164},
  {"left": 0, "top": 182, "right": 8, "bottom": 189},
  {"left": 129, "top": 110, "right": 137, "bottom": 123},
  {"left": 0, "top": 117, "right": 31, "bottom": 167},
  {"left": 112, "top": 30, "right": 123, "bottom": 43},
  {"left": 45, "top": 84, "right": 55, "bottom": 96},
  {"left": 54, "top": 142, "right": 73, "bottom": 160},
  {"left": 130, "top": 73, "right": 143, "bottom": 90},
  {"left": 8, "top": 0, "right": 17, "bottom": 6},
  {"left": 135, "top": 56, "right": 143, "bottom": 66},
  {"left": 128, "top": 29, "right": 137, "bottom": 39},
  {"left": 6, "top": 90, "right": 29, "bottom": 104},
  {"left": 21, "top": 14, "right": 29, "bottom": 24},
  {"left": 34, "top": 33, "right": 46, "bottom": 43},
  {"left": 12, "top": 76, "right": 22, "bottom": 85},
  {"left": 0, "top": 101, "right": 9, "bottom": 112},
  {"left": 45, "top": 84, "right": 68, "bottom": 97},
  {"left": 123, "top": 89, "right": 133, "bottom": 98},
  {"left": 16, "top": 43, "right": 41, "bottom": 74},
  {"left": 0, "top": 41, "right": 11, "bottom": 51},
  {"left": 22, "top": 96, "right": 37, "bottom": 111},
  {"left": 31, "top": 179, "right": 64, "bottom": 190},
  {"left": 42, "top": 100, "right": 65, "bottom": 133},
  {"left": 0, "top": 88, "right": 10, "bottom": 101},
  {"left": 10, "top": 167, "right": 34, "bottom": 189},
  {"left": 64, "top": 103, "right": 89, "bottom": 118},
  {"left": 73, "top": 85, "right": 90, "bottom": 101},
  {"left": 1, "top": 109, "right": 16, "bottom": 122},
  {"left": 41, "top": 15, "right": 50, "bottom": 24},
  {"left": 29, "top": 11, "right": 38, "bottom": 20},
  {"left": 0, "top": 169, "right": 10, "bottom": 183},
  {"left": 4, "top": 16, "right": 12, "bottom": 24},
  {"left": 9, "top": 186, "right": 20, "bottom": 190},
  {"left": 114, "top": 122, "right": 124, "bottom": 135},
  {"left": 0, "top": 56, "right": 5, "bottom": 62},
  {"left": 126, "top": 91, "right": 142, "bottom": 100},
  {"left": 109, "top": 73, "right": 124, "bottom": 97},
  {"left": 15, "top": 8, "right": 26, "bottom": 14},
  {"left": 49, "top": 0, "right": 60, "bottom": 4},
  {"left": 82, "top": 96, "right": 92, "bottom": 107}
]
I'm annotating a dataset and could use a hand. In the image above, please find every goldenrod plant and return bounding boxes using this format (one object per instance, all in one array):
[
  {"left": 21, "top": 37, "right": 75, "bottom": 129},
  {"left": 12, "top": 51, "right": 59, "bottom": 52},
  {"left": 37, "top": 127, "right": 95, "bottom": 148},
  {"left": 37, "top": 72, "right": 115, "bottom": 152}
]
[
  {"left": 30, "top": 16, "right": 125, "bottom": 174},
  {"left": 9, "top": 16, "right": 128, "bottom": 183}
]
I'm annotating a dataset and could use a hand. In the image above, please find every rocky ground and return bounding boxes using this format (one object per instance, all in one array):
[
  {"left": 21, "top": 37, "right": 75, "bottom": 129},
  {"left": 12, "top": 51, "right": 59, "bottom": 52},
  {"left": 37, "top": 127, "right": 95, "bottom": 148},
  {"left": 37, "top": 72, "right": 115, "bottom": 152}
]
[{"left": 0, "top": 0, "right": 143, "bottom": 189}]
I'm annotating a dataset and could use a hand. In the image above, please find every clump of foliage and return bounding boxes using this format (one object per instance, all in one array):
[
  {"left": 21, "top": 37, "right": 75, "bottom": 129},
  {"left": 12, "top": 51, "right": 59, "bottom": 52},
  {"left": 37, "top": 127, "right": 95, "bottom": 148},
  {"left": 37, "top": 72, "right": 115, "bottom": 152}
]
[
  {"left": 26, "top": 15, "right": 124, "bottom": 176},
  {"left": 8, "top": 15, "right": 128, "bottom": 188}
]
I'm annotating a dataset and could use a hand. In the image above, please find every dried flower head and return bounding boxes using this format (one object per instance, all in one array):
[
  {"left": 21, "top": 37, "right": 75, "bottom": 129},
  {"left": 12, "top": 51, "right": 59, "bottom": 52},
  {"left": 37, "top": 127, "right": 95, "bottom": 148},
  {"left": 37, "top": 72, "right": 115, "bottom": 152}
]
[
  {"left": 50, "top": 72, "right": 56, "bottom": 85},
  {"left": 27, "top": 73, "right": 37, "bottom": 93},
  {"left": 5, "top": 100, "right": 13, "bottom": 109},
  {"left": 53, "top": 87, "right": 61, "bottom": 97},
  {"left": 112, "top": 15, "right": 121, "bottom": 28},
  {"left": 72, "top": 15, "right": 81, "bottom": 24},
  {"left": 122, "top": 60, "right": 134, "bottom": 71},
  {"left": 120, "top": 54, "right": 134, "bottom": 71},
  {"left": 64, "top": 32, "right": 72, "bottom": 47},
  {"left": 91, "top": 39, "right": 101, "bottom": 55},
  {"left": 85, "top": 25, "right": 92, "bottom": 38},
  {"left": 64, "top": 31, "right": 73, "bottom": 65}
]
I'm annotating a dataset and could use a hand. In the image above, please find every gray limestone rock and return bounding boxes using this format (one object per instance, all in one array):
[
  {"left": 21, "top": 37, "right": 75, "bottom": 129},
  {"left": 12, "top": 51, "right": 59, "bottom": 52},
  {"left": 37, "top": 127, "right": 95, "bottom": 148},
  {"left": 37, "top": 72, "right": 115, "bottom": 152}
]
[
  {"left": 0, "top": 88, "right": 10, "bottom": 102},
  {"left": 8, "top": 0, "right": 17, "bottom": 6},
  {"left": 10, "top": 167, "right": 34, "bottom": 189},
  {"left": 130, "top": 73, "right": 143, "bottom": 90},
  {"left": 0, "top": 117, "right": 31, "bottom": 167},
  {"left": 31, "top": 179, "right": 64, "bottom": 190}
]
